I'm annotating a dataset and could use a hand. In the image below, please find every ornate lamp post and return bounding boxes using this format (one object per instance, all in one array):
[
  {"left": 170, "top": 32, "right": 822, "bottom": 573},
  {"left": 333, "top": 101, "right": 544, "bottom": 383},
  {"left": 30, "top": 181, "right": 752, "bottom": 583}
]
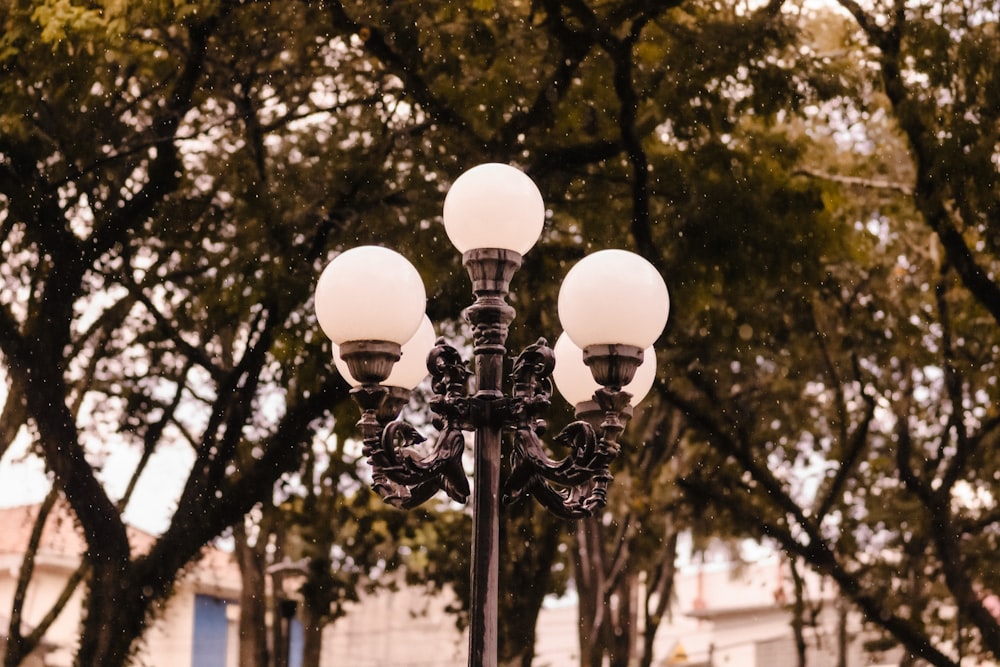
[{"left": 314, "top": 163, "right": 669, "bottom": 667}]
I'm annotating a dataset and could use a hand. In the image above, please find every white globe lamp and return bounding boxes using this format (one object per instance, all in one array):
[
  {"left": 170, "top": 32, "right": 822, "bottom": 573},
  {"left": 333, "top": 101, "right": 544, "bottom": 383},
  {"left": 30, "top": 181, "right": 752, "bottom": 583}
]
[
  {"left": 552, "top": 333, "right": 656, "bottom": 408},
  {"left": 334, "top": 315, "right": 436, "bottom": 391},
  {"left": 314, "top": 246, "right": 426, "bottom": 346},
  {"left": 442, "top": 163, "right": 545, "bottom": 255},
  {"left": 557, "top": 249, "right": 669, "bottom": 350}
]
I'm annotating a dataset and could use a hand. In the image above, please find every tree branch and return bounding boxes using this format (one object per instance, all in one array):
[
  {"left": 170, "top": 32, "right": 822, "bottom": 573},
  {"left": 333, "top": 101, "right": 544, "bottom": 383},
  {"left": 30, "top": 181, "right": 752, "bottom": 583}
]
[
  {"left": 678, "top": 473, "right": 960, "bottom": 666},
  {"left": 837, "top": 0, "right": 1000, "bottom": 327},
  {"left": 814, "top": 391, "right": 875, "bottom": 523},
  {"left": 323, "top": 1, "right": 476, "bottom": 136},
  {"left": 794, "top": 166, "right": 914, "bottom": 196}
]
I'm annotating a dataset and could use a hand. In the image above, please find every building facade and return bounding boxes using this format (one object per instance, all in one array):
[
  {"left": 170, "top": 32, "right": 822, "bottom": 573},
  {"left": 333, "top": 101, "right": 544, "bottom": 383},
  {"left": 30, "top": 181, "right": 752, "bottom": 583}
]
[
  {"left": 0, "top": 502, "right": 921, "bottom": 667},
  {"left": 0, "top": 502, "right": 242, "bottom": 667}
]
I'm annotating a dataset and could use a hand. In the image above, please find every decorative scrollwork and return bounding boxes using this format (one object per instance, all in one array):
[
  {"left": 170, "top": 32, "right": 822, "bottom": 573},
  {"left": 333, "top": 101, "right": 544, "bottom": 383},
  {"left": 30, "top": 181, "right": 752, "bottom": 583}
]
[
  {"left": 427, "top": 340, "right": 471, "bottom": 427},
  {"left": 510, "top": 338, "right": 554, "bottom": 425},
  {"left": 354, "top": 339, "right": 472, "bottom": 509},
  {"left": 352, "top": 335, "right": 632, "bottom": 516},
  {"left": 503, "top": 339, "right": 632, "bottom": 518}
]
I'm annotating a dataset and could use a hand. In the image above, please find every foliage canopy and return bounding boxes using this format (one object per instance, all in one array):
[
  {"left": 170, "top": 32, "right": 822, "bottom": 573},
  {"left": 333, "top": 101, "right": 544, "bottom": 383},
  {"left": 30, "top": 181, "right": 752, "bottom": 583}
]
[{"left": 0, "top": 0, "right": 998, "bottom": 666}]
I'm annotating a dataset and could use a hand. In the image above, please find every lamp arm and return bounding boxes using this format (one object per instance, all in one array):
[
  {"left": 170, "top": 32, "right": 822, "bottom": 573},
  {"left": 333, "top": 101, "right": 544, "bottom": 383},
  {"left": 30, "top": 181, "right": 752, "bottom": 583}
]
[
  {"left": 501, "top": 339, "right": 631, "bottom": 519},
  {"left": 353, "top": 340, "right": 473, "bottom": 509}
]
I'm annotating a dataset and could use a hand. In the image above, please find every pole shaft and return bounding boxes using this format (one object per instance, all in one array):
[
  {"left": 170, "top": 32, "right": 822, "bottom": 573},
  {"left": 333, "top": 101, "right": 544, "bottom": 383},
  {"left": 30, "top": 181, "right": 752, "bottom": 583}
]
[
  {"left": 462, "top": 249, "right": 521, "bottom": 667},
  {"left": 469, "top": 354, "right": 502, "bottom": 667}
]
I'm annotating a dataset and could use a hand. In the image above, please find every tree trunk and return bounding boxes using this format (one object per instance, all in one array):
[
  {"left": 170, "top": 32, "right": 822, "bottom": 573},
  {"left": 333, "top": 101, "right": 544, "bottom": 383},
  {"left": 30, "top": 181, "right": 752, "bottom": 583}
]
[
  {"left": 272, "top": 593, "right": 289, "bottom": 667},
  {"left": 789, "top": 559, "right": 808, "bottom": 667},
  {"left": 639, "top": 530, "right": 679, "bottom": 667},
  {"left": 271, "top": 529, "right": 289, "bottom": 667},
  {"left": 606, "top": 575, "right": 636, "bottom": 667},
  {"left": 74, "top": 561, "right": 145, "bottom": 667},
  {"left": 5, "top": 491, "right": 58, "bottom": 667},
  {"left": 234, "top": 524, "right": 270, "bottom": 667},
  {"left": 300, "top": 604, "right": 324, "bottom": 667},
  {"left": 837, "top": 601, "right": 848, "bottom": 667},
  {"left": 498, "top": 505, "right": 563, "bottom": 667}
]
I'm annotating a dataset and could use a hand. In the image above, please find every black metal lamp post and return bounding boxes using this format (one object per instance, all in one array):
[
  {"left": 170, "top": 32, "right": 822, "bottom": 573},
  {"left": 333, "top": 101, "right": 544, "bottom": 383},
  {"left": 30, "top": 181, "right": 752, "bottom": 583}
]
[{"left": 313, "top": 163, "right": 669, "bottom": 667}]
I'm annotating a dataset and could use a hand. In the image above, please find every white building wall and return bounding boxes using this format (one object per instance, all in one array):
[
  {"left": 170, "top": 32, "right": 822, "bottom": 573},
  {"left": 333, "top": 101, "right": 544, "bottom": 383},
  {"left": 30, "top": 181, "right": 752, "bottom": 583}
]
[
  {"left": 534, "top": 602, "right": 580, "bottom": 667},
  {"left": 321, "top": 584, "right": 466, "bottom": 666},
  {"left": 0, "top": 556, "right": 237, "bottom": 667},
  {"left": 2, "top": 534, "right": 926, "bottom": 667},
  {"left": 138, "top": 588, "right": 196, "bottom": 667},
  {"left": 0, "top": 558, "right": 85, "bottom": 666},
  {"left": 713, "top": 641, "right": 757, "bottom": 667}
]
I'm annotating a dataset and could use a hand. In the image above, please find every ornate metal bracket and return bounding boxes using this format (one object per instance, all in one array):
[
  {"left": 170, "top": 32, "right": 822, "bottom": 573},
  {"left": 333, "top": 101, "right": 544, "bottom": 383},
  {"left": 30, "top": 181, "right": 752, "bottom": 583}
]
[
  {"left": 502, "top": 338, "right": 631, "bottom": 519},
  {"left": 353, "top": 339, "right": 471, "bottom": 509},
  {"left": 352, "top": 335, "right": 632, "bottom": 518}
]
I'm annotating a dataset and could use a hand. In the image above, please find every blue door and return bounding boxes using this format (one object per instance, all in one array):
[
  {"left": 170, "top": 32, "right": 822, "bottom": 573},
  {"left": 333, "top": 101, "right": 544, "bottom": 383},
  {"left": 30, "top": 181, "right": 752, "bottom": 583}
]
[
  {"left": 192, "top": 594, "right": 230, "bottom": 667},
  {"left": 288, "top": 617, "right": 303, "bottom": 667}
]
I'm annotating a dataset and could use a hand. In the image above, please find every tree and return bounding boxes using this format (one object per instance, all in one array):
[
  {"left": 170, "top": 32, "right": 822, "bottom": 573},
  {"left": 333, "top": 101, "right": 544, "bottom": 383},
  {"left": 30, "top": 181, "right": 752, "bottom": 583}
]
[
  {"left": 4, "top": 0, "right": 997, "bottom": 665},
  {"left": 649, "top": 0, "right": 1000, "bottom": 663},
  {"left": 0, "top": 1, "right": 402, "bottom": 664}
]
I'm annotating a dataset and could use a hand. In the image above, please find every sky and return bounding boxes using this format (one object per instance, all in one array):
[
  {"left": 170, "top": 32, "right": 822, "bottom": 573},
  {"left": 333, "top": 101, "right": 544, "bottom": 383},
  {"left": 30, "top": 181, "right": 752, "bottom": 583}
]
[{"left": 0, "top": 420, "right": 194, "bottom": 535}]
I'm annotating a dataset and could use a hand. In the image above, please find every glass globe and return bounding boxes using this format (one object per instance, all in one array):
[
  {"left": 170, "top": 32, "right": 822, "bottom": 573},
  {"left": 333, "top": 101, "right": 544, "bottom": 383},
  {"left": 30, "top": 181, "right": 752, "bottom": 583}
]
[
  {"left": 551, "top": 333, "right": 656, "bottom": 407},
  {"left": 557, "top": 249, "right": 669, "bottom": 349},
  {"left": 315, "top": 246, "right": 426, "bottom": 345},
  {"left": 334, "top": 316, "right": 436, "bottom": 390},
  {"left": 442, "top": 163, "right": 545, "bottom": 255}
]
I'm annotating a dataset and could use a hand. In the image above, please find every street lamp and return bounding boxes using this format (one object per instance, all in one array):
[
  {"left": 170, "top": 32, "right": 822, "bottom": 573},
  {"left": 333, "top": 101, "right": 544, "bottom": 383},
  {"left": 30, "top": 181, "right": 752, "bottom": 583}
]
[{"left": 313, "top": 163, "right": 670, "bottom": 667}]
